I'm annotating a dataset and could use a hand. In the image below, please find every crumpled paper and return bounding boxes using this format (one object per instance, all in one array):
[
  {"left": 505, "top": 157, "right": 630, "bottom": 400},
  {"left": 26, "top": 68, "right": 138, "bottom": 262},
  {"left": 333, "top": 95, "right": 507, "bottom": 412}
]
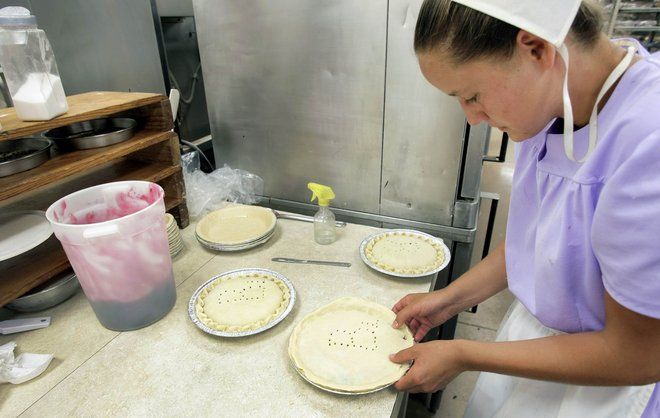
[{"left": 0, "top": 341, "right": 53, "bottom": 384}]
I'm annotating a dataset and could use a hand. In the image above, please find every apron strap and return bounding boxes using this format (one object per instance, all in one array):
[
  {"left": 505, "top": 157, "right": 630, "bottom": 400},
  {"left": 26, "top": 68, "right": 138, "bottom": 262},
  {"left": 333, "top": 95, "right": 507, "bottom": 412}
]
[{"left": 561, "top": 45, "right": 636, "bottom": 163}]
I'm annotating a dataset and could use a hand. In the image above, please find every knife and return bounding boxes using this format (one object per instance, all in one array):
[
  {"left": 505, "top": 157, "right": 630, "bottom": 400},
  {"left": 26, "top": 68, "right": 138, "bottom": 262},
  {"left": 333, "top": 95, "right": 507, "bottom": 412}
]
[
  {"left": 272, "top": 210, "right": 347, "bottom": 228},
  {"left": 272, "top": 257, "right": 351, "bottom": 268}
]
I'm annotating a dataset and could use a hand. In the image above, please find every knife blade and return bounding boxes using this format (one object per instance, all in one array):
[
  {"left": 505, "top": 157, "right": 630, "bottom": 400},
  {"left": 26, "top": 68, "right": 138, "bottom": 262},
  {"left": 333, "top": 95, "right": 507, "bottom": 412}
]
[
  {"left": 271, "top": 210, "right": 346, "bottom": 228},
  {"left": 271, "top": 257, "right": 351, "bottom": 268}
]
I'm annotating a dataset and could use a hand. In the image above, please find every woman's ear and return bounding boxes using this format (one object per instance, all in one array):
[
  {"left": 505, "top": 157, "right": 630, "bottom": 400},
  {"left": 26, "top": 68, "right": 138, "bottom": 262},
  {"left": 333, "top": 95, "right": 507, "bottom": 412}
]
[{"left": 516, "top": 30, "right": 556, "bottom": 70}]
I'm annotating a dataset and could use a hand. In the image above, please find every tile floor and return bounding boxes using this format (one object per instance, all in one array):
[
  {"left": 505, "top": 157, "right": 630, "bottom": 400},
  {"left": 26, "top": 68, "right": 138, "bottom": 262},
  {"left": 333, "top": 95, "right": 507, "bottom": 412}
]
[{"left": 410, "top": 130, "right": 516, "bottom": 418}]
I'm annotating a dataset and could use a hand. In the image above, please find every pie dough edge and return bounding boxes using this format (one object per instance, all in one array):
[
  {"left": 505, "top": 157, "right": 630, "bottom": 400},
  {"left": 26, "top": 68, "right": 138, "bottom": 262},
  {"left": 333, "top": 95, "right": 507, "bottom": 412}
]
[
  {"left": 365, "top": 231, "right": 445, "bottom": 275},
  {"left": 196, "top": 273, "right": 290, "bottom": 332},
  {"left": 288, "top": 297, "right": 414, "bottom": 393}
]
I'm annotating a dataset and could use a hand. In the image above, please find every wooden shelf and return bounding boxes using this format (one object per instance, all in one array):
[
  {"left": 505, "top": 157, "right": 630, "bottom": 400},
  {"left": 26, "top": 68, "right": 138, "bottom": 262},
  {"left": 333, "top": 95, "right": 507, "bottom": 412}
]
[
  {"left": 2, "top": 157, "right": 182, "bottom": 211},
  {"left": 0, "top": 129, "right": 176, "bottom": 201},
  {"left": 0, "top": 92, "right": 188, "bottom": 308},
  {"left": 0, "top": 92, "right": 169, "bottom": 141}
]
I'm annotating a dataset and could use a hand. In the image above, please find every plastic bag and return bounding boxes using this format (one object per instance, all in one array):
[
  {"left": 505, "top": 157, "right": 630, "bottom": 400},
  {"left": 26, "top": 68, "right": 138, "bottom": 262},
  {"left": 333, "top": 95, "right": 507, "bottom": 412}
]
[{"left": 181, "top": 151, "right": 264, "bottom": 219}]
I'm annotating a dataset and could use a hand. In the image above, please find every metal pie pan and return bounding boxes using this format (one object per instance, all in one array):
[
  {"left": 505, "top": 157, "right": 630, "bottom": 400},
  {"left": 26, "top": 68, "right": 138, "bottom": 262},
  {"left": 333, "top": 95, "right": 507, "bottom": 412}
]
[
  {"left": 0, "top": 137, "right": 51, "bottom": 178},
  {"left": 195, "top": 228, "right": 275, "bottom": 252},
  {"left": 359, "top": 229, "right": 451, "bottom": 278},
  {"left": 290, "top": 360, "right": 393, "bottom": 395},
  {"left": 45, "top": 117, "right": 137, "bottom": 150},
  {"left": 6, "top": 269, "right": 80, "bottom": 312},
  {"left": 188, "top": 268, "right": 296, "bottom": 338}
]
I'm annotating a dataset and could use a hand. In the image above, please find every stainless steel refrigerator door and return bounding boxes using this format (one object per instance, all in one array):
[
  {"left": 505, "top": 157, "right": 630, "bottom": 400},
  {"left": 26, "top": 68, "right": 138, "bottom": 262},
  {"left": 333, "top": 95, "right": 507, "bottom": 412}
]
[
  {"left": 381, "top": 0, "right": 468, "bottom": 225},
  {"left": 194, "top": 0, "right": 387, "bottom": 214}
]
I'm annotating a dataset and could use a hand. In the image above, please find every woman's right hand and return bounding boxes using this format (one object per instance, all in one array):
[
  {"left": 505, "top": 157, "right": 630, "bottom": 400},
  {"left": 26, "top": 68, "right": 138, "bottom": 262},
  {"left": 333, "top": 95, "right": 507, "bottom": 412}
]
[{"left": 392, "top": 290, "right": 460, "bottom": 342}]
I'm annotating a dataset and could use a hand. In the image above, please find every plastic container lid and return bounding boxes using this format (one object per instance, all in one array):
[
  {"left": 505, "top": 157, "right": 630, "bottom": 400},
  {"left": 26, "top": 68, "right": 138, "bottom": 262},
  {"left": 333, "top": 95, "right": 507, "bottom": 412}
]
[{"left": 0, "top": 7, "right": 37, "bottom": 27}]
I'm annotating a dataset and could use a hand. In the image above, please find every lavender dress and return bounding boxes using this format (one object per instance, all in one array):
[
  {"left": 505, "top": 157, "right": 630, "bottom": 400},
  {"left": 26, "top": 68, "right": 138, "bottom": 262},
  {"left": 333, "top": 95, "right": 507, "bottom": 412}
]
[{"left": 468, "top": 42, "right": 660, "bottom": 417}]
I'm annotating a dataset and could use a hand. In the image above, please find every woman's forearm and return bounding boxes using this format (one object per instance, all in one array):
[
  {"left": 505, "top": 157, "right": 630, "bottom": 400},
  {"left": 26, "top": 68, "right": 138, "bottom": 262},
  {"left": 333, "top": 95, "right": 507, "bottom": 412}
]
[
  {"left": 444, "top": 241, "right": 509, "bottom": 312},
  {"left": 458, "top": 293, "right": 660, "bottom": 386},
  {"left": 459, "top": 331, "right": 657, "bottom": 386}
]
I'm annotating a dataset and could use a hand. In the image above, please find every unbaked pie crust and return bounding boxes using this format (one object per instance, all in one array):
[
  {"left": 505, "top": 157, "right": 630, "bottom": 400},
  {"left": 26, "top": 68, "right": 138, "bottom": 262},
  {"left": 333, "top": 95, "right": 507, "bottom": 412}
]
[
  {"left": 196, "top": 205, "right": 276, "bottom": 245},
  {"left": 196, "top": 272, "right": 290, "bottom": 332},
  {"left": 288, "top": 297, "right": 414, "bottom": 393},
  {"left": 365, "top": 231, "right": 444, "bottom": 275}
]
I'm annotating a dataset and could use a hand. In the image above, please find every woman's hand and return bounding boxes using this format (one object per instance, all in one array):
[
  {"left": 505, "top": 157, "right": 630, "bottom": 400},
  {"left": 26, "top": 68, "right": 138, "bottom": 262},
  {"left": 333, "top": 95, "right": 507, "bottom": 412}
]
[
  {"left": 390, "top": 340, "right": 466, "bottom": 393},
  {"left": 392, "top": 242, "right": 509, "bottom": 342},
  {"left": 392, "top": 290, "right": 460, "bottom": 341}
]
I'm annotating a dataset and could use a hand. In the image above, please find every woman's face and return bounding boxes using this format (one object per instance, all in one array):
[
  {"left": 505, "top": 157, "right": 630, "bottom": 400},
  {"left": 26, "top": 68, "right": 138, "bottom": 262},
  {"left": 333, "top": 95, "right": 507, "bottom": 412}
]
[{"left": 418, "top": 46, "right": 561, "bottom": 141}]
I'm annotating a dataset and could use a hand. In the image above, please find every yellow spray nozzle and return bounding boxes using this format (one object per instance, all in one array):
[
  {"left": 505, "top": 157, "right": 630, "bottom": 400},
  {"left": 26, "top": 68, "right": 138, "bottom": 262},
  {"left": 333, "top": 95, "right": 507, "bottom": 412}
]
[{"left": 307, "top": 182, "right": 335, "bottom": 207}]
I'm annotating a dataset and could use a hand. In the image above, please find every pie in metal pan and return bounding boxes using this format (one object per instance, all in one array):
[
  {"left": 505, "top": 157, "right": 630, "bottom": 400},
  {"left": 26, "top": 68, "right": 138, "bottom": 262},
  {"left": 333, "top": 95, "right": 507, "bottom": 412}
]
[
  {"left": 288, "top": 297, "right": 413, "bottom": 394},
  {"left": 360, "top": 229, "right": 450, "bottom": 278},
  {"left": 189, "top": 268, "right": 295, "bottom": 337}
]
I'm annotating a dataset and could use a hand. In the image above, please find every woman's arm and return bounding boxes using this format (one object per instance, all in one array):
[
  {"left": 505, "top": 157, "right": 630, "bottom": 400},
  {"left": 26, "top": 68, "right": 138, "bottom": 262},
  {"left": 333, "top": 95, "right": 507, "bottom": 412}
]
[
  {"left": 443, "top": 240, "right": 509, "bottom": 311},
  {"left": 392, "top": 241, "right": 509, "bottom": 341},
  {"left": 392, "top": 291, "right": 660, "bottom": 392},
  {"left": 462, "top": 291, "right": 660, "bottom": 386}
]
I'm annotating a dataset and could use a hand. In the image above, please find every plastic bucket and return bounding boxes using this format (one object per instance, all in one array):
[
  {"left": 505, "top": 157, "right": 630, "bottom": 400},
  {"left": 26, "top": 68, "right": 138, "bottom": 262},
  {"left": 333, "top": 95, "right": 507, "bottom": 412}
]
[{"left": 46, "top": 181, "right": 175, "bottom": 331}]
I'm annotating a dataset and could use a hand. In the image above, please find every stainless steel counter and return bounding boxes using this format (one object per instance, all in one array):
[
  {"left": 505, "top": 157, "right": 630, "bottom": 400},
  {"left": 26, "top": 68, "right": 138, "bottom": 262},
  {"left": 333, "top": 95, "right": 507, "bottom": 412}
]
[{"left": 0, "top": 215, "right": 435, "bottom": 417}]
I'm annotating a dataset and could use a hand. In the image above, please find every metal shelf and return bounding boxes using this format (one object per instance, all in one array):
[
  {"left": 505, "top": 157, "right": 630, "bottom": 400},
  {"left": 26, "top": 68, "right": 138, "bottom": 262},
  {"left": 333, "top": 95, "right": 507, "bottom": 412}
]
[
  {"left": 613, "top": 26, "right": 660, "bottom": 32},
  {"left": 619, "top": 7, "right": 660, "bottom": 13}
]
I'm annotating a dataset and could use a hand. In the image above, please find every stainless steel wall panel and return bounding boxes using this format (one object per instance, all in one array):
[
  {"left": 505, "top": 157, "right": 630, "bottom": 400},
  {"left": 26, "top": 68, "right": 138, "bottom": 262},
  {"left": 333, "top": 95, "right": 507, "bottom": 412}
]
[
  {"left": 23, "top": 0, "right": 166, "bottom": 95},
  {"left": 194, "top": 0, "right": 386, "bottom": 213},
  {"left": 156, "top": 0, "right": 194, "bottom": 17},
  {"left": 381, "top": 0, "right": 467, "bottom": 225}
]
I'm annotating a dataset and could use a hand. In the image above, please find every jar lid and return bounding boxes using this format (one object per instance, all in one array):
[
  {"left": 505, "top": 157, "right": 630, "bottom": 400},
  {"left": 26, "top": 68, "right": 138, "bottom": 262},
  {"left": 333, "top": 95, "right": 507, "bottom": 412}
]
[{"left": 0, "top": 6, "right": 37, "bottom": 27}]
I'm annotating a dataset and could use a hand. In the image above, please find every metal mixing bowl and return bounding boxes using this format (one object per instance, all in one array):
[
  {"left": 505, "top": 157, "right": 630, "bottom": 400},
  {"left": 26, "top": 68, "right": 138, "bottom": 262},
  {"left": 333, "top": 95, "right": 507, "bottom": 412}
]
[
  {"left": 45, "top": 117, "right": 137, "bottom": 150},
  {"left": 0, "top": 137, "right": 52, "bottom": 177},
  {"left": 6, "top": 269, "right": 80, "bottom": 312}
]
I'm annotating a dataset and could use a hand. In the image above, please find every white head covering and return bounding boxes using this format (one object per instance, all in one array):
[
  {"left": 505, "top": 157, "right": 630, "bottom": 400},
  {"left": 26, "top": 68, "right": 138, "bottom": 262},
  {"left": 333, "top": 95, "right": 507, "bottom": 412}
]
[
  {"left": 452, "top": 0, "right": 581, "bottom": 47},
  {"left": 451, "top": 0, "right": 634, "bottom": 162}
]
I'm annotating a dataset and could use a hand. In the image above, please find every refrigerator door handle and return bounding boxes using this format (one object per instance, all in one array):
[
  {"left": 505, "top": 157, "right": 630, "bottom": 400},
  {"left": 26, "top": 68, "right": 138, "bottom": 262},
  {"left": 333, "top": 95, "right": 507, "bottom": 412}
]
[
  {"left": 466, "top": 191, "right": 501, "bottom": 314},
  {"left": 483, "top": 131, "right": 509, "bottom": 163}
]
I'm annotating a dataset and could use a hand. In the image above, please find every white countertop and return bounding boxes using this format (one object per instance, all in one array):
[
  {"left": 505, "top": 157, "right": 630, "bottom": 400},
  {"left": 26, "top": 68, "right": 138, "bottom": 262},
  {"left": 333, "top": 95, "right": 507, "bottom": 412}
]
[{"left": 0, "top": 215, "right": 434, "bottom": 417}]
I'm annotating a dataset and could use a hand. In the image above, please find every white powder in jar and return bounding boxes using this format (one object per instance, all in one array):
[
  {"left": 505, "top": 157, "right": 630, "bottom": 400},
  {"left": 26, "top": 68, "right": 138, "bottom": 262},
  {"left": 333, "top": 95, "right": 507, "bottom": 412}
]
[{"left": 12, "top": 72, "right": 68, "bottom": 121}]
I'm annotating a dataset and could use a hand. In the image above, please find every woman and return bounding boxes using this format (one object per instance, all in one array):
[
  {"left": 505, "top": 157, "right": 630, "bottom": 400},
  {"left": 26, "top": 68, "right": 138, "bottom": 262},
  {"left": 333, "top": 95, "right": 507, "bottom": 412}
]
[{"left": 389, "top": 0, "right": 660, "bottom": 416}]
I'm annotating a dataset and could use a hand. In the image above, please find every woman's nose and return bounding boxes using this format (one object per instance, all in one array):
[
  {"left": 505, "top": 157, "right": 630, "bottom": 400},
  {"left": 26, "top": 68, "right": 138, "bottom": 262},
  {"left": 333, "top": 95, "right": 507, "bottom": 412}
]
[{"left": 460, "top": 103, "right": 488, "bottom": 126}]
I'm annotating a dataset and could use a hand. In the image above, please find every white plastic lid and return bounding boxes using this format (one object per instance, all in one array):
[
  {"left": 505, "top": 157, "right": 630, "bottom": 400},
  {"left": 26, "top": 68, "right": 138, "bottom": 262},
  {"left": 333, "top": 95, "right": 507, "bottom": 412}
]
[{"left": 0, "top": 7, "right": 37, "bottom": 27}]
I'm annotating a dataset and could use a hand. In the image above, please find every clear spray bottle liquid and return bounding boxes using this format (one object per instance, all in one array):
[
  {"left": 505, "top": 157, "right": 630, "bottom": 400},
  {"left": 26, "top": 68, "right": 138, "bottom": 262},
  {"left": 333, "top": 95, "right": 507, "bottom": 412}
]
[{"left": 307, "top": 182, "right": 336, "bottom": 245}]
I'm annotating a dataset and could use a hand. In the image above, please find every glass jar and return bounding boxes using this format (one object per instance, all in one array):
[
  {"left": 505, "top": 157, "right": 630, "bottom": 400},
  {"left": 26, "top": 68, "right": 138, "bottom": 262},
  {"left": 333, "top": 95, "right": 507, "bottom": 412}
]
[{"left": 0, "top": 6, "right": 68, "bottom": 121}]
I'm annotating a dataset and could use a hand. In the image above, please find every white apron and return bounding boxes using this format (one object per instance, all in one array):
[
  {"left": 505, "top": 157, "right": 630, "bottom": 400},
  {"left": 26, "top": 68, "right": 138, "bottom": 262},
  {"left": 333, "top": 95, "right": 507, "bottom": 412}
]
[{"left": 463, "top": 300, "right": 655, "bottom": 418}]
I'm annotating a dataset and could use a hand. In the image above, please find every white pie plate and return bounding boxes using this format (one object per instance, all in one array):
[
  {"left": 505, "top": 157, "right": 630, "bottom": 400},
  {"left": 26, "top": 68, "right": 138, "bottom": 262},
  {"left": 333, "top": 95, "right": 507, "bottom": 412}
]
[
  {"left": 359, "top": 229, "right": 451, "bottom": 278},
  {"left": 188, "top": 268, "right": 296, "bottom": 337},
  {"left": 0, "top": 210, "right": 53, "bottom": 262}
]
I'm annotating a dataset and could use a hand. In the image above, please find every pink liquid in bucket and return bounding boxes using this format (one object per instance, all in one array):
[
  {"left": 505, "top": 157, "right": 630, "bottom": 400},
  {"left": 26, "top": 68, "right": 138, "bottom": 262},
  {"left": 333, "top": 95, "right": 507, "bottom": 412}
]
[{"left": 46, "top": 181, "right": 175, "bottom": 331}]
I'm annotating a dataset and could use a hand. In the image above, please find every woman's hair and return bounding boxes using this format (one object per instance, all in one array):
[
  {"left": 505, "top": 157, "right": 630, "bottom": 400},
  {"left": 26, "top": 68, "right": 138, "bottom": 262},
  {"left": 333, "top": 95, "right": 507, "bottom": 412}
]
[{"left": 414, "top": 0, "right": 604, "bottom": 64}]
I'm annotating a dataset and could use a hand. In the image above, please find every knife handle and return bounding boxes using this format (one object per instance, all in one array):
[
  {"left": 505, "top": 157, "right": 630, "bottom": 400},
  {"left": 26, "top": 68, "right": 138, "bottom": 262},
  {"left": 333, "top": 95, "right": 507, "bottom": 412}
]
[{"left": 0, "top": 317, "right": 51, "bottom": 334}]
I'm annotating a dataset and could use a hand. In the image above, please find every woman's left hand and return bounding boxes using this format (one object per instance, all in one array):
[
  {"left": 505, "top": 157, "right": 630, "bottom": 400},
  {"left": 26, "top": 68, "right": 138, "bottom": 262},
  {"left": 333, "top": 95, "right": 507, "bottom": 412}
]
[{"left": 390, "top": 340, "right": 466, "bottom": 393}]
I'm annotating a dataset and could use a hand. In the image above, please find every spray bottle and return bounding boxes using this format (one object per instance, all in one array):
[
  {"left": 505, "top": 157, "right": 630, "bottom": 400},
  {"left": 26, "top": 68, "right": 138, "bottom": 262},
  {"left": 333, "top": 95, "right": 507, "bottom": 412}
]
[{"left": 307, "top": 182, "right": 336, "bottom": 245}]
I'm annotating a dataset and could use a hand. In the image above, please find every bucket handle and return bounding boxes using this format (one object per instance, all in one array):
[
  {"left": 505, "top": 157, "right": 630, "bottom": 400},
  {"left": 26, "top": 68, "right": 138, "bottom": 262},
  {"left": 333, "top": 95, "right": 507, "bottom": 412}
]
[{"left": 83, "top": 224, "right": 120, "bottom": 241}]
